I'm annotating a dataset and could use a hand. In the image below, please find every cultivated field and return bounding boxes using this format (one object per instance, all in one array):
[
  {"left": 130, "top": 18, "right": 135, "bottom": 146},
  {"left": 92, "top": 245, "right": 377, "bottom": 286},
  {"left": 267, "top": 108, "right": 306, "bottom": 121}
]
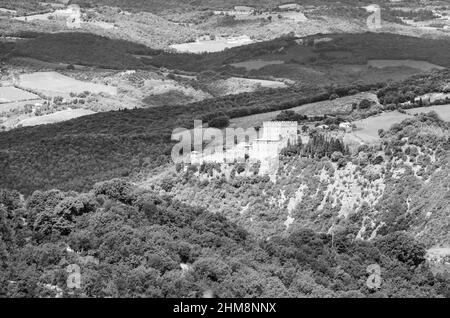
[
  {"left": 209, "top": 76, "right": 287, "bottom": 96},
  {"left": 229, "top": 92, "right": 378, "bottom": 129},
  {"left": 407, "top": 104, "right": 450, "bottom": 121},
  {"left": 18, "top": 108, "right": 96, "bottom": 127},
  {"left": 17, "top": 72, "right": 118, "bottom": 98},
  {"left": 0, "top": 99, "right": 45, "bottom": 113},
  {"left": 345, "top": 111, "right": 412, "bottom": 144},
  {"left": 230, "top": 59, "right": 285, "bottom": 71},
  {"left": 0, "top": 86, "right": 40, "bottom": 103},
  {"left": 367, "top": 59, "right": 445, "bottom": 72},
  {"left": 170, "top": 35, "right": 254, "bottom": 53}
]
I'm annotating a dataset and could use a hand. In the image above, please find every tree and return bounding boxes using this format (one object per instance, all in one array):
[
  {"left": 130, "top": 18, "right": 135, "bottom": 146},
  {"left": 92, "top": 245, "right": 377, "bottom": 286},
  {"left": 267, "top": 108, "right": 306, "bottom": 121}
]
[
  {"left": 208, "top": 115, "right": 230, "bottom": 128},
  {"left": 375, "top": 232, "right": 426, "bottom": 267},
  {"left": 329, "top": 93, "right": 339, "bottom": 100},
  {"left": 359, "top": 99, "right": 372, "bottom": 110},
  {"left": 93, "top": 179, "right": 135, "bottom": 204}
]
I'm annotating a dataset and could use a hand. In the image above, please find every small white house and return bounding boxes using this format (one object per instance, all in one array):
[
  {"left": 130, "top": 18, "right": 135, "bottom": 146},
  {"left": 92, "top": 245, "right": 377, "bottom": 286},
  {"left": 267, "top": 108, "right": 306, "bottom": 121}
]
[
  {"left": 339, "top": 122, "right": 353, "bottom": 133},
  {"left": 233, "top": 6, "right": 255, "bottom": 14}
]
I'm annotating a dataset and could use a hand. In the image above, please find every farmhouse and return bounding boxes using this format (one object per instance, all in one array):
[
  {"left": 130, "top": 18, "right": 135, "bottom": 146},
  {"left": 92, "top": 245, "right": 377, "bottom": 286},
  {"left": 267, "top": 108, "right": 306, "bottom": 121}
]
[{"left": 339, "top": 122, "right": 353, "bottom": 133}]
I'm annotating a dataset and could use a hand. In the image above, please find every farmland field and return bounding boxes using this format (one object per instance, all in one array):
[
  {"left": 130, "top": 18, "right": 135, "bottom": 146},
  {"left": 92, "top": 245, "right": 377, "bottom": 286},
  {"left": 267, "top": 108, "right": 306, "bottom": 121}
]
[
  {"left": 0, "top": 86, "right": 40, "bottom": 103},
  {"left": 230, "top": 59, "right": 285, "bottom": 70},
  {"left": 367, "top": 59, "right": 446, "bottom": 72},
  {"left": 346, "top": 111, "right": 412, "bottom": 144},
  {"left": 406, "top": 104, "right": 450, "bottom": 121},
  {"left": 0, "top": 99, "right": 46, "bottom": 113},
  {"left": 229, "top": 92, "right": 378, "bottom": 129},
  {"left": 169, "top": 35, "right": 254, "bottom": 53},
  {"left": 17, "top": 72, "right": 118, "bottom": 97},
  {"left": 210, "top": 76, "right": 287, "bottom": 96},
  {"left": 18, "top": 108, "right": 96, "bottom": 127}
]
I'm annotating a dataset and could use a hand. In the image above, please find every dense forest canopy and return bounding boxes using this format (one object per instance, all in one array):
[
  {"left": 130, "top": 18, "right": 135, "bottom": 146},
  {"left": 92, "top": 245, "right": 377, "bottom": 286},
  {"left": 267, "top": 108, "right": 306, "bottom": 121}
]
[{"left": 1, "top": 179, "right": 448, "bottom": 297}]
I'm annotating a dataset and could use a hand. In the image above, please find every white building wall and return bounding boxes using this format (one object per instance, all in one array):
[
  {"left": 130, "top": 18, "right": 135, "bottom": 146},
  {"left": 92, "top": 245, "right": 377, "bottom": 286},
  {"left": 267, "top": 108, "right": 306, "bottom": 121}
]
[{"left": 188, "top": 121, "right": 299, "bottom": 167}]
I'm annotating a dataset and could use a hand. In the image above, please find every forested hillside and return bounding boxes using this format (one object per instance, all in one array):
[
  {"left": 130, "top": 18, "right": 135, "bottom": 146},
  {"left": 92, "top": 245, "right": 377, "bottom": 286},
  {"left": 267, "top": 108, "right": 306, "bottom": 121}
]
[
  {"left": 1, "top": 0, "right": 449, "bottom": 300},
  {"left": 1, "top": 82, "right": 379, "bottom": 195},
  {"left": 151, "top": 113, "right": 450, "bottom": 248},
  {"left": 4, "top": 32, "right": 450, "bottom": 75},
  {"left": 1, "top": 179, "right": 448, "bottom": 297}
]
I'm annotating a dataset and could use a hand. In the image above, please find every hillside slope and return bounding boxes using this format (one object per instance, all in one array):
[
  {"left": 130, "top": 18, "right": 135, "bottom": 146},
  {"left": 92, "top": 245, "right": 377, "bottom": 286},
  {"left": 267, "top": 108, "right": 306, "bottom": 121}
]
[
  {"left": 0, "top": 178, "right": 448, "bottom": 298},
  {"left": 152, "top": 113, "right": 450, "bottom": 248}
]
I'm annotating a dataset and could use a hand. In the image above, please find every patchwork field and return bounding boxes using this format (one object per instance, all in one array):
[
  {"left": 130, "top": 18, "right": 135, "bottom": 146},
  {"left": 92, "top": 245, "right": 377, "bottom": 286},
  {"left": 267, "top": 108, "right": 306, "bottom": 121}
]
[
  {"left": 17, "top": 72, "right": 118, "bottom": 98},
  {"left": 18, "top": 108, "right": 96, "bottom": 127}
]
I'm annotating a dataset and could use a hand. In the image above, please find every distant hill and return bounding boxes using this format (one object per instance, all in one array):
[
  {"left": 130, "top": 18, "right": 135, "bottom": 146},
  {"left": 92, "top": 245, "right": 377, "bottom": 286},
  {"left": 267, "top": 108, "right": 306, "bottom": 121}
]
[
  {"left": 10, "top": 32, "right": 154, "bottom": 69},
  {"left": 70, "top": 0, "right": 390, "bottom": 13}
]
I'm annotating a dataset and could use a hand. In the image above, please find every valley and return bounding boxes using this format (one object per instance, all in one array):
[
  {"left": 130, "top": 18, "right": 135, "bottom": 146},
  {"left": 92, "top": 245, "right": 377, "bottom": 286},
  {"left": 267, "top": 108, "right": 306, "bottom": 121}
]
[{"left": 0, "top": 0, "right": 449, "bottom": 299}]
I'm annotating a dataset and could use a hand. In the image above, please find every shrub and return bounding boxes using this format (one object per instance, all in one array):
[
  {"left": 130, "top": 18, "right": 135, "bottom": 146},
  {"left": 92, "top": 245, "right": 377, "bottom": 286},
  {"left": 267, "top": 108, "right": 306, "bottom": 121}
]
[{"left": 359, "top": 99, "right": 372, "bottom": 109}]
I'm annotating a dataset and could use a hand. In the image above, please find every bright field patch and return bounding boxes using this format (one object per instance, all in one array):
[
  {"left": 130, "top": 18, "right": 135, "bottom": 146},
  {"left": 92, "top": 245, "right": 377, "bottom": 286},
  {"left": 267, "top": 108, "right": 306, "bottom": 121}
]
[
  {"left": 19, "top": 108, "right": 96, "bottom": 127},
  {"left": 17, "top": 72, "right": 118, "bottom": 98},
  {"left": 407, "top": 105, "right": 450, "bottom": 121},
  {"left": 346, "top": 111, "right": 412, "bottom": 144},
  {"left": 229, "top": 92, "right": 378, "bottom": 129},
  {"left": 0, "top": 86, "right": 40, "bottom": 103}
]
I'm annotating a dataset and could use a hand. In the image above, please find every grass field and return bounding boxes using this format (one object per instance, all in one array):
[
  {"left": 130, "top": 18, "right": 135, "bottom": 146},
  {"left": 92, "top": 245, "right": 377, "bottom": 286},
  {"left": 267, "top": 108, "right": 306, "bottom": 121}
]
[
  {"left": 345, "top": 111, "right": 412, "bottom": 144},
  {"left": 229, "top": 92, "right": 378, "bottom": 129},
  {"left": 209, "top": 76, "right": 287, "bottom": 96},
  {"left": 17, "top": 72, "right": 118, "bottom": 97},
  {"left": 0, "top": 99, "right": 45, "bottom": 113},
  {"left": 0, "top": 86, "right": 40, "bottom": 103},
  {"left": 169, "top": 36, "right": 254, "bottom": 53},
  {"left": 230, "top": 59, "right": 285, "bottom": 71},
  {"left": 18, "top": 108, "right": 96, "bottom": 127},
  {"left": 407, "top": 104, "right": 450, "bottom": 121},
  {"left": 367, "top": 59, "right": 445, "bottom": 72}
]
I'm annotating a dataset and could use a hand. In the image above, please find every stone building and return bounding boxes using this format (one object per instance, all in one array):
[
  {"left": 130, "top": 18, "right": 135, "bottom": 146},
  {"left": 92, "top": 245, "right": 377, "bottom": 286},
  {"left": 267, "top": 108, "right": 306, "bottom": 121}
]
[{"left": 189, "top": 121, "right": 299, "bottom": 170}]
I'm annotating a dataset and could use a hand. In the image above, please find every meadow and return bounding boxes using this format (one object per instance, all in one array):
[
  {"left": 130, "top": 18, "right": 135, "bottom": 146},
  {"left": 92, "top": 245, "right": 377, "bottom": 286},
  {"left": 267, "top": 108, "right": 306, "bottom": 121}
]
[
  {"left": 347, "top": 111, "right": 412, "bottom": 144},
  {"left": 229, "top": 92, "right": 378, "bottom": 129},
  {"left": 407, "top": 104, "right": 450, "bottom": 121},
  {"left": 0, "top": 86, "right": 40, "bottom": 103},
  {"left": 18, "top": 72, "right": 118, "bottom": 97},
  {"left": 18, "top": 108, "right": 96, "bottom": 127}
]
